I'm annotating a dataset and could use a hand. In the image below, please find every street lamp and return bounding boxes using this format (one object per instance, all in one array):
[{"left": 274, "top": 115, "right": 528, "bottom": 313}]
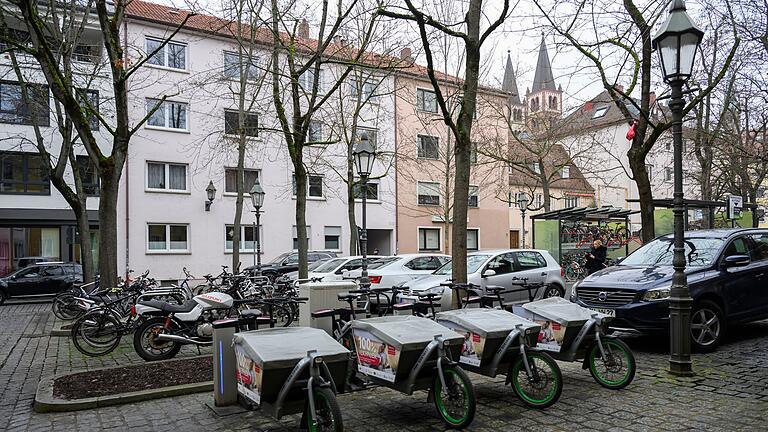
[
  {"left": 205, "top": 180, "right": 216, "bottom": 211},
  {"left": 652, "top": 0, "right": 703, "bottom": 377},
  {"left": 249, "top": 178, "right": 266, "bottom": 275},
  {"left": 516, "top": 192, "right": 529, "bottom": 248},
  {"left": 353, "top": 138, "right": 377, "bottom": 287}
]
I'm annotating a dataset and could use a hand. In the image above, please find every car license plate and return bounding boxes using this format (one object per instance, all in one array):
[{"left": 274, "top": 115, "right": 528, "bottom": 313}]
[{"left": 589, "top": 307, "right": 615, "bottom": 317}]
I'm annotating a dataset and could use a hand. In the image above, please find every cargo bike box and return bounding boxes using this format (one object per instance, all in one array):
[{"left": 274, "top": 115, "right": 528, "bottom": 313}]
[{"left": 233, "top": 327, "right": 350, "bottom": 419}]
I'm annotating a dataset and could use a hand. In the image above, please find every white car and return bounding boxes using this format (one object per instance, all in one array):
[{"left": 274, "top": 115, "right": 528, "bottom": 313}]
[
  {"left": 400, "top": 249, "right": 566, "bottom": 308},
  {"left": 343, "top": 253, "right": 451, "bottom": 289},
  {"left": 305, "top": 255, "right": 393, "bottom": 282}
]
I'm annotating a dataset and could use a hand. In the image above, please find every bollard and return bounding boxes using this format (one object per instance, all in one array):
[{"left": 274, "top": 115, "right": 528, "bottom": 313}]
[{"left": 212, "top": 318, "right": 239, "bottom": 407}]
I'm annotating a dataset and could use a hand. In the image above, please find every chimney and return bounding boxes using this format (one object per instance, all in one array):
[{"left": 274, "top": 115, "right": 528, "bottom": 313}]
[
  {"left": 298, "top": 19, "right": 309, "bottom": 39},
  {"left": 400, "top": 47, "right": 413, "bottom": 61},
  {"left": 584, "top": 101, "right": 593, "bottom": 112}
]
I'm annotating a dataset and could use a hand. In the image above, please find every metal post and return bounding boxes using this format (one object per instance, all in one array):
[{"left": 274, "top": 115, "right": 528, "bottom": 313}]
[
  {"left": 359, "top": 174, "right": 369, "bottom": 286},
  {"left": 255, "top": 209, "right": 262, "bottom": 275},
  {"left": 520, "top": 209, "right": 526, "bottom": 248},
  {"left": 668, "top": 81, "right": 693, "bottom": 376},
  {"left": 252, "top": 218, "right": 257, "bottom": 270}
]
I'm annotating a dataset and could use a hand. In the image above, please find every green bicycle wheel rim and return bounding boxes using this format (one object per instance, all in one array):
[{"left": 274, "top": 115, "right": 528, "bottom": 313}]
[
  {"left": 512, "top": 353, "right": 558, "bottom": 405},
  {"left": 435, "top": 369, "right": 470, "bottom": 425},
  {"left": 307, "top": 389, "right": 333, "bottom": 432},
  {"left": 590, "top": 340, "right": 632, "bottom": 386}
]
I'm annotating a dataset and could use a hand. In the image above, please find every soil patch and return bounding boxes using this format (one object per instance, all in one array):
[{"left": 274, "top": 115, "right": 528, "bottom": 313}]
[{"left": 53, "top": 356, "right": 212, "bottom": 400}]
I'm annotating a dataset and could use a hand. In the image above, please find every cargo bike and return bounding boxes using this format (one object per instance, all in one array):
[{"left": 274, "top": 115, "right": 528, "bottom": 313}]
[{"left": 312, "top": 290, "right": 477, "bottom": 429}]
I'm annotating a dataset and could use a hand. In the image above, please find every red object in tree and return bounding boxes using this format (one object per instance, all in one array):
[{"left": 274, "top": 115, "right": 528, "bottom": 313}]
[{"left": 626, "top": 120, "right": 638, "bottom": 141}]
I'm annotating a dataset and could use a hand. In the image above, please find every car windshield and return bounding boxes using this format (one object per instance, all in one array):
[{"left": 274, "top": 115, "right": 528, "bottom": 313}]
[
  {"left": 267, "top": 252, "right": 292, "bottom": 265},
  {"left": 313, "top": 258, "right": 346, "bottom": 273},
  {"left": 307, "top": 259, "right": 329, "bottom": 271},
  {"left": 368, "top": 257, "right": 398, "bottom": 269},
  {"left": 621, "top": 237, "right": 724, "bottom": 267},
  {"left": 434, "top": 254, "right": 491, "bottom": 275}
]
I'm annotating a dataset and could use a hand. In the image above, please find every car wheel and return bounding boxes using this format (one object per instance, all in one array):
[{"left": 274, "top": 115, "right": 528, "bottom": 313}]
[
  {"left": 690, "top": 300, "right": 725, "bottom": 353},
  {"left": 543, "top": 284, "right": 564, "bottom": 299}
]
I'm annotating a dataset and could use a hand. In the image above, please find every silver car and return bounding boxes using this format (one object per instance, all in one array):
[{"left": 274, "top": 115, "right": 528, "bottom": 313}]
[{"left": 400, "top": 249, "right": 566, "bottom": 307}]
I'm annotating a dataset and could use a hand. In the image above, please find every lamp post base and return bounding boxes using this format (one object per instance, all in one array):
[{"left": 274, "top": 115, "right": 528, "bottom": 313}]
[{"left": 668, "top": 362, "right": 694, "bottom": 377}]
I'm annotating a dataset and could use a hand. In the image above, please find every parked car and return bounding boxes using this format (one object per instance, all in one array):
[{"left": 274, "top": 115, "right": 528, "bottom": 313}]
[
  {"left": 569, "top": 228, "right": 768, "bottom": 352},
  {"left": 343, "top": 253, "right": 451, "bottom": 289},
  {"left": 0, "top": 262, "right": 83, "bottom": 304},
  {"left": 15, "top": 256, "right": 57, "bottom": 270},
  {"left": 400, "top": 249, "right": 566, "bottom": 306},
  {"left": 303, "top": 255, "right": 396, "bottom": 282},
  {"left": 280, "top": 258, "right": 331, "bottom": 282},
  {"left": 243, "top": 250, "right": 339, "bottom": 281}
]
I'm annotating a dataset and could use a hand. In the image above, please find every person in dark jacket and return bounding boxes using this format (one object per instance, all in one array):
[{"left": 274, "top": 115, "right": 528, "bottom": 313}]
[{"left": 586, "top": 240, "right": 608, "bottom": 275}]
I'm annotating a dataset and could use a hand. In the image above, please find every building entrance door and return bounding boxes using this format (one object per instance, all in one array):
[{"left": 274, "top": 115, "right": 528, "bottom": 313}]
[{"left": 509, "top": 230, "right": 520, "bottom": 248}]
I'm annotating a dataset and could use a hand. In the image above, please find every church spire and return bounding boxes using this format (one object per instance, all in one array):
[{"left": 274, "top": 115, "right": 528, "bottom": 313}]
[
  {"left": 532, "top": 33, "right": 556, "bottom": 91},
  {"left": 502, "top": 50, "right": 522, "bottom": 105}
]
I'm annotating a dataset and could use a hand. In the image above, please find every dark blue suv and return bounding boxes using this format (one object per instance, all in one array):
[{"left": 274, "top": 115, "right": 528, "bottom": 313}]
[{"left": 570, "top": 228, "right": 768, "bottom": 352}]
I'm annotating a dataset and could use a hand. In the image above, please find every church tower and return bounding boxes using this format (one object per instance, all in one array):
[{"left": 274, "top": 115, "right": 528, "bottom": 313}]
[
  {"left": 502, "top": 51, "right": 525, "bottom": 136},
  {"left": 526, "top": 34, "right": 562, "bottom": 132}
]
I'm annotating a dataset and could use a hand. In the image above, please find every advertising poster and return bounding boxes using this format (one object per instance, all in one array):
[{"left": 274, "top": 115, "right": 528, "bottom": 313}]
[
  {"left": 234, "top": 345, "right": 262, "bottom": 405},
  {"left": 352, "top": 328, "right": 400, "bottom": 382},
  {"left": 533, "top": 320, "right": 566, "bottom": 352},
  {"left": 437, "top": 321, "right": 484, "bottom": 367}
]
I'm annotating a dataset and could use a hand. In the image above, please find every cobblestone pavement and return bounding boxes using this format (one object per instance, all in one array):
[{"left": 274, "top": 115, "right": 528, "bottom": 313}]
[{"left": 1, "top": 301, "right": 767, "bottom": 431}]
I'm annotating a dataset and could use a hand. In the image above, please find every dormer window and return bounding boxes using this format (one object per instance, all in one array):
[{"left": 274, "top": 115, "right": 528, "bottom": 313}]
[{"left": 592, "top": 106, "right": 609, "bottom": 119}]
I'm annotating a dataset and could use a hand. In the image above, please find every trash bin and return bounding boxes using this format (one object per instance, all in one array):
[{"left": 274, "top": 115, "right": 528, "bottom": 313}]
[
  {"left": 350, "top": 315, "right": 463, "bottom": 383},
  {"left": 435, "top": 308, "right": 540, "bottom": 366},
  {"left": 299, "top": 281, "right": 359, "bottom": 333},
  {"left": 515, "top": 297, "right": 608, "bottom": 353},
  {"left": 233, "top": 327, "right": 349, "bottom": 416}
]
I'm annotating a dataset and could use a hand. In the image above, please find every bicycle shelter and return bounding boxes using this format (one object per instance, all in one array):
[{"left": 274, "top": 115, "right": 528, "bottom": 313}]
[
  {"left": 626, "top": 198, "right": 760, "bottom": 235},
  {"left": 530, "top": 206, "right": 639, "bottom": 268}
]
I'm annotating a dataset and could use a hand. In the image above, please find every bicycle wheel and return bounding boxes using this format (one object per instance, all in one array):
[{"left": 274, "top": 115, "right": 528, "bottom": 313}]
[
  {"left": 305, "top": 386, "right": 343, "bottom": 432},
  {"left": 52, "top": 293, "right": 79, "bottom": 320},
  {"left": 587, "top": 337, "right": 636, "bottom": 389},
  {"left": 564, "top": 266, "right": 577, "bottom": 282},
  {"left": 509, "top": 351, "right": 562, "bottom": 409},
  {"left": 71, "top": 311, "right": 122, "bottom": 357},
  {"left": 432, "top": 366, "right": 476, "bottom": 429}
]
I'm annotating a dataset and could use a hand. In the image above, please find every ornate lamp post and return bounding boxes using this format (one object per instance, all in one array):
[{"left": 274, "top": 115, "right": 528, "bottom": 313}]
[
  {"left": 517, "top": 192, "right": 529, "bottom": 248},
  {"left": 353, "top": 138, "right": 377, "bottom": 287},
  {"left": 205, "top": 180, "right": 217, "bottom": 211},
  {"left": 652, "top": 0, "right": 703, "bottom": 376},
  {"left": 249, "top": 178, "right": 266, "bottom": 275}
]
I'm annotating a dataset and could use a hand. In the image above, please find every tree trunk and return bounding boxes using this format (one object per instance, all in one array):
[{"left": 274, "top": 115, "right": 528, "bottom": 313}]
[
  {"left": 294, "top": 141, "right": 309, "bottom": 279},
  {"left": 74, "top": 202, "right": 95, "bottom": 283},
  {"left": 98, "top": 172, "right": 120, "bottom": 287},
  {"left": 629, "top": 152, "right": 655, "bottom": 240},
  {"left": 232, "top": 133, "right": 247, "bottom": 271},
  {"left": 541, "top": 171, "right": 551, "bottom": 212}
]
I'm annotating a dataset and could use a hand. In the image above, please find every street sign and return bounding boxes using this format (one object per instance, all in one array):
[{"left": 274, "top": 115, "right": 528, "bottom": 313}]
[{"left": 727, "top": 195, "right": 743, "bottom": 220}]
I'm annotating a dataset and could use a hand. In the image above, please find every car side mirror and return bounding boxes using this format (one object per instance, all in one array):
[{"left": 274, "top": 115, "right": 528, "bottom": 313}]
[
  {"left": 723, "top": 255, "right": 750, "bottom": 268},
  {"left": 482, "top": 269, "right": 496, "bottom": 278}
]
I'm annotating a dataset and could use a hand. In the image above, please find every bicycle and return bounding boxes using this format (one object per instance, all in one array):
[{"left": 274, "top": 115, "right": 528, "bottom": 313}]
[{"left": 70, "top": 290, "right": 144, "bottom": 356}]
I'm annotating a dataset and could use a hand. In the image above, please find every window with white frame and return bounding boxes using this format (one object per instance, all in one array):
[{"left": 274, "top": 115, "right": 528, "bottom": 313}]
[
  {"left": 355, "top": 128, "right": 377, "bottom": 149},
  {"left": 534, "top": 193, "right": 544, "bottom": 209},
  {"left": 146, "top": 162, "right": 187, "bottom": 192},
  {"left": 146, "top": 38, "right": 186, "bottom": 70},
  {"left": 350, "top": 78, "right": 376, "bottom": 102},
  {"left": 293, "top": 225, "right": 311, "bottom": 249},
  {"left": 224, "top": 110, "right": 258, "bottom": 137},
  {"left": 324, "top": 226, "right": 341, "bottom": 250},
  {"left": 293, "top": 175, "right": 323, "bottom": 198},
  {"left": 223, "top": 51, "right": 259, "bottom": 80},
  {"left": 532, "top": 162, "right": 541, "bottom": 174},
  {"left": 467, "top": 229, "right": 479, "bottom": 251},
  {"left": 146, "top": 99, "right": 187, "bottom": 130},
  {"left": 225, "top": 225, "right": 258, "bottom": 252},
  {"left": 469, "top": 143, "right": 478, "bottom": 164},
  {"left": 417, "top": 182, "right": 440, "bottom": 206},
  {"left": 561, "top": 165, "right": 570, "bottom": 178},
  {"left": 418, "top": 228, "right": 441, "bottom": 251},
  {"left": 417, "top": 135, "right": 439, "bottom": 159},
  {"left": 308, "top": 121, "right": 323, "bottom": 142},
  {"left": 76, "top": 89, "right": 99, "bottom": 130},
  {"left": 665, "top": 167, "right": 673, "bottom": 182},
  {"left": 468, "top": 185, "right": 479, "bottom": 208},
  {"left": 300, "top": 68, "right": 324, "bottom": 94},
  {"left": 225, "top": 168, "right": 259, "bottom": 194},
  {"left": 564, "top": 196, "right": 579, "bottom": 208},
  {"left": 416, "top": 88, "right": 438, "bottom": 113},
  {"left": 147, "top": 224, "right": 188, "bottom": 252}
]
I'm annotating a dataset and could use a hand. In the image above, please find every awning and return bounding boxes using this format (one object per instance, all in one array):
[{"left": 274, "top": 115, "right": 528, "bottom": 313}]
[
  {"left": 0, "top": 208, "right": 99, "bottom": 226},
  {"left": 530, "top": 205, "right": 637, "bottom": 221}
]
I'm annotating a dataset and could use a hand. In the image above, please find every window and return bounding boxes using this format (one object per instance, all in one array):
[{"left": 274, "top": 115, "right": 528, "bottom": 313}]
[
  {"left": 470, "top": 143, "right": 478, "bottom": 164},
  {"left": 549, "top": 96, "right": 558, "bottom": 109},
  {"left": 665, "top": 141, "right": 672, "bottom": 151},
  {"left": 508, "top": 192, "right": 514, "bottom": 208},
  {"left": 515, "top": 251, "right": 547, "bottom": 270},
  {"left": 468, "top": 186, "right": 479, "bottom": 208},
  {"left": 534, "top": 193, "right": 544, "bottom": 209},
  {"left": 292, "top": 226, "right": 311, "bottom": 249},
  {"left": 225, "top": 168, "right": 259, "bottom": 194},
  {"left": 146, "top": 162, "right": 187, "bottom": 192},
  {"left": 324, "top": 226, "right": 341, "bottom": 250},
  {"left": 350, "top": 79, "right": 376, "bottom": 102},
  {"left": 41, "top": 266, "right": 64, "bottom": 276},
  {"left": 417, "top": 135, "right": 439, "bottom": 159},
  {"left": 564, "top": 196, "right": 579, "bottom": 208},
  {"left": 486, "top": 252, "right": 515, "bottom": 275},
  {"left": 73, "top": 43, "right": 99, "bottom": 63},
  {"left": 532, "top": 162, "right": 541, "bottom": 174},
  {"left": 417, "top": 181, "right": 440, "bottom": 206},
  {"left": 354, "top": 128, "right": 377, "bottom": 150},
  {"left": 0, "top": 81, "right": 49, "bottom": 126},
  {"left": 146, "top": 99, "right": 187, "bottom": 130},
  {"left": 0, "top": 28, "right": 30, "bottom": 51},
  {"left": 300, "top": 68, "right": 324, "bottom": 94},
  {"left": 353, "top": 179, "right": 379, "bottom": 200},
  {"left": 292, "top": 175, "right": 323, "bottom": 198},
  {"left": 146, "top": 38, "right": 186, "bottom": 70},
  {"left": 147, "top": 224, "right": 189, "bottom": 252},
  {"left": 224, "top": 110, "right": 258, "bottom": 137},
  {"left": 467, "top": 229, "right": 479, "bottom": 251},
  {"left": 561, "top": 165, "right": 570, "bottom": 178},
  {"left": 646, "top": 164, "right": 653, "bottom": 181},
  {"left": 76, "top": 89, "right": 99, "bottom": 130},
  {"left": 418, "top": 228, "right": 440, "bottom": 251},
  {"left": 223, "top": 51, "right": 259, "bottom": 80},
  {"left": 664, "top": 167, "right": 673, "bottom": 182},
  {"left": 404, "top": 256, "right": 444, "bottom": 270},
  {"left": 416, "top": 88, "right": 438, "bottom": 113},
  {"left": 0, "top": 152, "right": 50, "bottom": 195},
  {"left": 592, "top": 106, "right": 609, "bottom": 118},
  {"left": 225, "top": 225, "right": 257, "bottom": 252},
  {"left": 75, "top": 155, "right": 99, "bottom": 196},
  {"left": 308, "top": 121, "right": 323, "bottom": 142},
  {"left": 749, "top": 234, "right": 768, "bottom": 262}
]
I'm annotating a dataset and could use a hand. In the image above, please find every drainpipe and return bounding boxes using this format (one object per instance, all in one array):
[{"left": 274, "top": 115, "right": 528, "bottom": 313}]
[
  {"left": 393, "top": 76, "right": 399, "bottom": 255},
  {"left": 123, "top": 18, "right": 130, "bottom": 277}
]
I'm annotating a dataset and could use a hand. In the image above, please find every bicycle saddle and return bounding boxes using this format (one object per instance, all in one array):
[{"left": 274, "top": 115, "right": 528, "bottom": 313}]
[
  {"left": 337, "top": 292, "right": 359, "bottom": 301},
  {"left": 486, "top": 285, "right": 505, "bottom": 293},
  {"left": 239, "top": 309, "right": 263, "bottom": 318}
]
